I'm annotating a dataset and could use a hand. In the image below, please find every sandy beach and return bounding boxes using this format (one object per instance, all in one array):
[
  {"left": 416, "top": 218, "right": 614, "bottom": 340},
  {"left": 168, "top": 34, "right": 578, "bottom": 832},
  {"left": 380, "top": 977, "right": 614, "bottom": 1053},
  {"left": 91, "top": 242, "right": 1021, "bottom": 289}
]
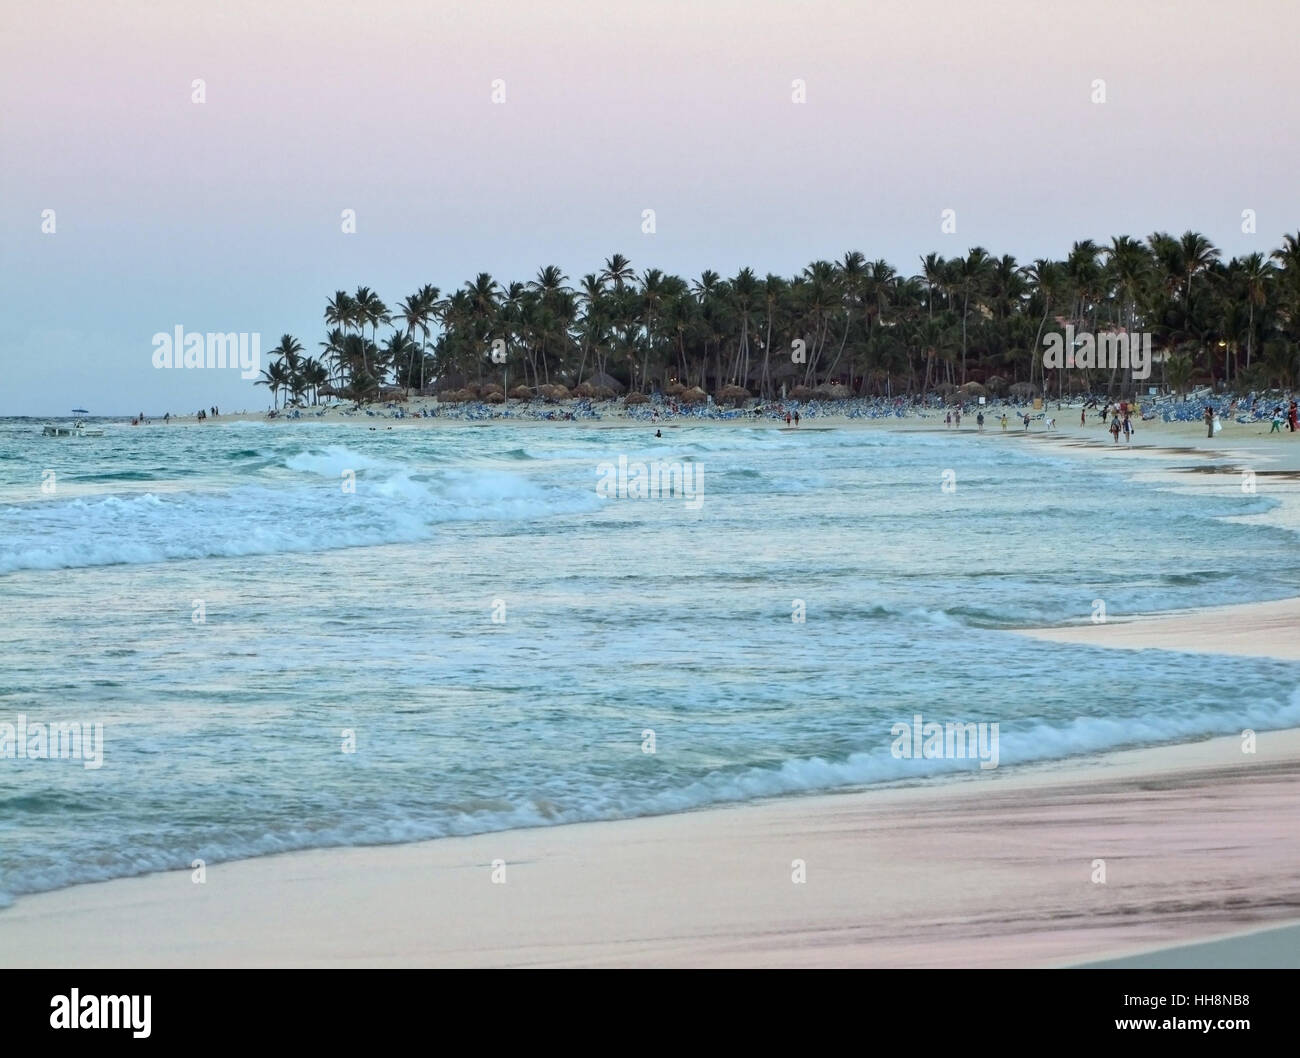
[
  {"left": 1, "top": 728, "right": 1297, "bottom": 967},
  {"left": 1019, "top": 596, "right": 1300, "bottom": 660}
]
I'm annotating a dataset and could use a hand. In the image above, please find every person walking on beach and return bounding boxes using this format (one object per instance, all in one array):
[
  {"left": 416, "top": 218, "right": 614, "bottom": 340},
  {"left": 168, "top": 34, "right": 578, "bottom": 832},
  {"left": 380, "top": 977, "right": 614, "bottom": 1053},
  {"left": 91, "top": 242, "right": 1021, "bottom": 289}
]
[
  {"left": 945, "top": 411, "right": 952, "bottom": 428},
  {"left": 1122, "top": 415, "right": 1132, "bottom": 444},
  {"left": 1080, "top": 407, "right": 1087, "bottom": 427},
  {"left": 793, "top": 411, "right": 800, "bottom": 427},
  {"left": 1000, "top": 413, "right": 1008, "bottom": 431},
  {"left": 1271, "top": 407, "right": 1283, "bottom": 432},
  {"left": 785, "top": 412, "right": 792, "bottom": 426},
  {"left": 1110, "top": 415, "right": 1121, "bottom": 443},
  {"left": 976, "top": 411, "right": 985, "bottom": 432},
  {"left": 1289, "top": 400, "right": 1298, "bottom": 432},
  {"left": 1204, "top": 406, "right": 1214, "bottom": 438}
]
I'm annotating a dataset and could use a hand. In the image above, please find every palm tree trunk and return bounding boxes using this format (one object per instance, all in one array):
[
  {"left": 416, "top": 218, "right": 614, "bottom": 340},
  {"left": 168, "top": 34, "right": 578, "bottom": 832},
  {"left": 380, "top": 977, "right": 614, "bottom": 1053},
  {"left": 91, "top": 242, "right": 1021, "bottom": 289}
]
[
  {"left": 762, "top": 317, "right": 773, "bottom": 398},
  {"left": 961, "top": 292, "right": 969, "bottom": 384}
]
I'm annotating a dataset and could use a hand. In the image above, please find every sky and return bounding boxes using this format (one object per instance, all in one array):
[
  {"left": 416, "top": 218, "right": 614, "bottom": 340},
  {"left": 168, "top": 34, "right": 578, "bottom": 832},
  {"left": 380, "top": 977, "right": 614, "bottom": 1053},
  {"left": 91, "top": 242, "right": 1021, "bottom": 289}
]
[{"left": 2, "top": 0, "right": 1297, "bottom": 415}]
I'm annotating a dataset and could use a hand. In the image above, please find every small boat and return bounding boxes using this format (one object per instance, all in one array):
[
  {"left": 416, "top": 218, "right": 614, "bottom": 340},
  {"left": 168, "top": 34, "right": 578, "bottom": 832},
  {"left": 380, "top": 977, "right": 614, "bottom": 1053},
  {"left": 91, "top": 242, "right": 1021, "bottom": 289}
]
[{"left": 42, "top": 420, "right": 104, "bottom": 438}]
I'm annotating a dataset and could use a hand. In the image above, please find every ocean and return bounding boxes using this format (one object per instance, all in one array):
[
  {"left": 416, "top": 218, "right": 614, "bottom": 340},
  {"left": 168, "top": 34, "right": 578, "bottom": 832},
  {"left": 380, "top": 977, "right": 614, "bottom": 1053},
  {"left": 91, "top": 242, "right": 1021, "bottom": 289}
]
[{"left": 2, "top": 418, "right": 1299, "bottom": 905}]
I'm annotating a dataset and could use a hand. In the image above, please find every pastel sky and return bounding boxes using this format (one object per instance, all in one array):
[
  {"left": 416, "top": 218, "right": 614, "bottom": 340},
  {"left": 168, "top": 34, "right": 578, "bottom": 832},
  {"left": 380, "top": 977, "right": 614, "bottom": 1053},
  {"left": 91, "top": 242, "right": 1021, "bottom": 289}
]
[{"left": 2, "top": 0, "right": 1297, "bottom": 415}]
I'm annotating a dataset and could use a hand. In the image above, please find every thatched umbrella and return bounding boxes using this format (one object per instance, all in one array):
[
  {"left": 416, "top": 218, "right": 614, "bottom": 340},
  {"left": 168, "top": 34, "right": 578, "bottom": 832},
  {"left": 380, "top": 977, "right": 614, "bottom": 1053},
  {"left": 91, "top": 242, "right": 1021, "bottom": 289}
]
[
  {"left": 509, "top": 385, "right": 533, "bottom": 400},
  {"left": 664, "top": 381, "right": 687, "bottom": 396},
  {"left": 1008, "top": 382, "right": 1037, "bottom": 399},
  {"left": 586, "top": 371, "right": 626, "bottom": 394},
  {"left": 485, "top": 391, "right": 505, "bottom": 404},
  {"left": 959, "top": 381, "right": 988, "bottom": 398},
  {"left": 679, "top": 386, "right": 708, "bottom": 404},
  {"left": 437, "top": 389, "right": 463, "bottom": 403},
  {"left": 625, "top": 392, "right": 650, "bottom": 405},
  {"left": 790, "top": 385, "right": 814, "bottom": 400},
  {"left": 984, "top": 375, "right": 1008, "bottom": 396},
  {"left": 480, "top": 382, "right": 504, "bottom": 397},
  {"left": 935, "top": 382, "right": 958, "bottom": 396},
  {"left": 717, "top": 384, "right": 750, "bottom": 406},
  {"left": 813, "top": 383, "right": 851, "bottom": 400}
]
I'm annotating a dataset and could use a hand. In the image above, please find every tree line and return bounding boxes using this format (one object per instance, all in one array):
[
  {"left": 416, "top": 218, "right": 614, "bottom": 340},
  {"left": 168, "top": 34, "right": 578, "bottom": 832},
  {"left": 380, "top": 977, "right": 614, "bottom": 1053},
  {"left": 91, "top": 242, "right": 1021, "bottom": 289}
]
[{"left": 255, "top": 232, "right": 1300, "bottom": 408}]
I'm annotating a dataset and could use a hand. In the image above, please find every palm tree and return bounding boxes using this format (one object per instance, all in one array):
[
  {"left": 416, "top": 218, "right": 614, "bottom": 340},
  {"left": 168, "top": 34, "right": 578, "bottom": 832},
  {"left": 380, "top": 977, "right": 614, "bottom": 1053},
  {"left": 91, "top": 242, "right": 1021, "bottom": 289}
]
[
  {"left": 600, "top": 254, "right": 635, "bottom": 292},
  {"left": 352, "top": 287, "right": 386, "bottom": 375},
  {"left": 325, "top": 290, "right": 355, "bottom": 357},
  {"left": 727, "top": 267, "right": 761, "bottom": 388},
  {"left": 573, "top": 273, "right": 611, "bottom": 383},
  {"left": 319, "top": 328, "right": 346, "bottom": 388},
  {"left": 638, "top": 268, "right": 669, "bottom": 391},
  {"left": 396, "top": 285, "right": 440, "bottom": 392},
  {"left": 917, "top": 253, "right": 946, "bottom": 318},
  {"left": 300, "top": 357, "right": 329, "bottom": 405},
  {"left": 1105, "top": 236, "right": 1151, "bottom": 393},
  {"left": 269, "top": 334, "right": 305, "bottom": 402},
  {"left": 464, "top": 273, "right": 500, "bottom": 381},
  {"left": 1166, "top": 352, "right": 1195, "bottom": 395},
  {"left": 1179, "top": 230, "right": 1220, "bottom": 320},
  {"left": 821, "top": 252, "right": 865, "bottom": 385},
  {"left": 381, "top": 332, "right": 419, "bottom": 392},
  {"left": 256, "top": 359, "right": 290, "bottom": 410},
  {"left": 955, "top": 247, "right": 993, "bottom": 383},
  {"left": 1021, "top": 259, "right": 1062, "bottom": 390},
  {"left": 1235, "top": 253, "right": 1273, "bottom": 371},
  {"left": 759, "top": 273, "right": 787, "bottom": 397}
]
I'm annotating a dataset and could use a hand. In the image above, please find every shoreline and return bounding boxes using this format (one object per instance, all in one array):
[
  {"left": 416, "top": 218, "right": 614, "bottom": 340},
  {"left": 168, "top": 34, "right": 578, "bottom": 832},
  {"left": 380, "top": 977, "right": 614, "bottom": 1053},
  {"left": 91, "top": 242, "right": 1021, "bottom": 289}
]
[
  {"left": 1009, "top": 420, "right": 1300, "bottom": 658},
  {"left": 1018, "top": 596, "right": 1300, "bottom": 660},
  {"left": 2, "top": 728, "right": 1298, "bottom": 967}
]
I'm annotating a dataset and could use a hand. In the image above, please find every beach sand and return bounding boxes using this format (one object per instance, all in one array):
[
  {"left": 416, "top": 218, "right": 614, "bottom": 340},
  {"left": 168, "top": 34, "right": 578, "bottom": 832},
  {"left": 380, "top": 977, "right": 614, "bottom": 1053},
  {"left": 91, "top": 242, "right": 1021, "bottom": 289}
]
[
  {"left": 6, "top": 409, "right": 1299, "bottom": 967},
  {"left": 1, "top": 728, "right": 1298, "bottom": 968},
  {"left": 1011, "top": 415, "right": 1300, "bottom": 658},
  {"left": 1018, "top": 596, "right": 1300, "bottom": 660}
]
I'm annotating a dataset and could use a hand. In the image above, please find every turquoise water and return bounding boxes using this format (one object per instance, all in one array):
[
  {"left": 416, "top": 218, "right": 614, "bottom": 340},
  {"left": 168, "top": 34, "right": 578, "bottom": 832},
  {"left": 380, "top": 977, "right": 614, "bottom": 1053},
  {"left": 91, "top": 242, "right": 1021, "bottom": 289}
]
[{"left": 2, "top": 419, "right": 1299, "bottom": 904}]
